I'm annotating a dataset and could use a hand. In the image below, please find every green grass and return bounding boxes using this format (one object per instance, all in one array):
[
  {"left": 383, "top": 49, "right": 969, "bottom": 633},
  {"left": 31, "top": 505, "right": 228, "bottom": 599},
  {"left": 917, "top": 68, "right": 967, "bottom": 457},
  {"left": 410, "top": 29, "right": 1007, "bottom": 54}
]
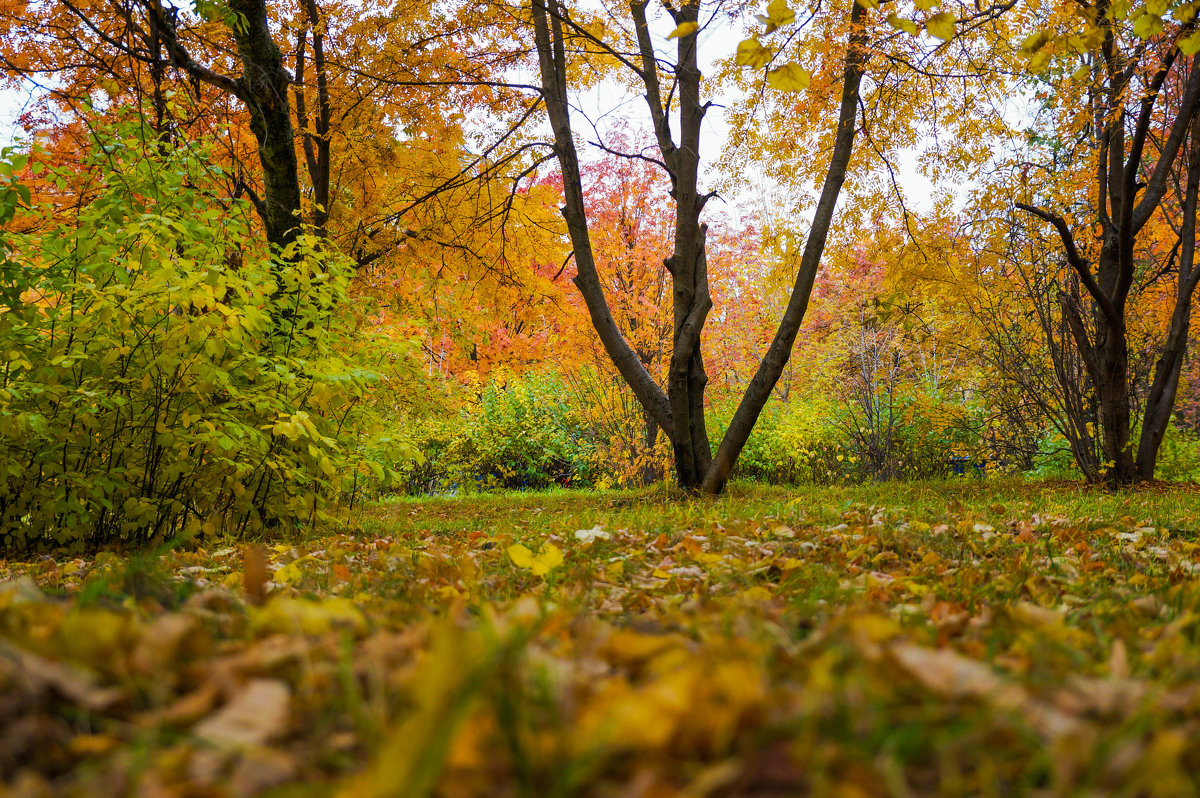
[{"left": 3, "top": 477, "right": 1200, "bottom": 796}]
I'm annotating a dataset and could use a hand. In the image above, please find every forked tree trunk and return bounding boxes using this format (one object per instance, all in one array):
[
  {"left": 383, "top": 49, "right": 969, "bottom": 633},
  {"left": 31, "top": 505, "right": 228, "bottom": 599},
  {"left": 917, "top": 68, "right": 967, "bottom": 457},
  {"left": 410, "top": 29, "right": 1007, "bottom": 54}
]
[
  {"left": 531, "top": 0, "right": 867, "bottom": 492},
  {"left": 1018, "top": 37, "right": 1200, "bottom": 485}
]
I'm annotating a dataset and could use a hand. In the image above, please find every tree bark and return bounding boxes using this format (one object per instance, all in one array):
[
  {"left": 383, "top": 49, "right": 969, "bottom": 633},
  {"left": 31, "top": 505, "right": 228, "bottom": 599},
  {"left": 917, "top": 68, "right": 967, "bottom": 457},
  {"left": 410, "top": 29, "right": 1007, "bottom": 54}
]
[
  {"left": 295, "top": 0, "right": 332, "bottom": 236},
  {"left": 531, "top": 0, "right": 867, "bottom": 493},
  {"left": 226, "top": 0, "right": 303, "bottom": 252},
  {"left": 701, "top": 0, "right": 868, "bottom": 493},
  {"left": 529, "top": 0, "right": 674, "bottom": 438},
  {"left": 1019, "top": 45, "right": 1200, "bottom": 485},
  {"left": 1137, "top": 111, "right": 1200, "bottom": 478}
]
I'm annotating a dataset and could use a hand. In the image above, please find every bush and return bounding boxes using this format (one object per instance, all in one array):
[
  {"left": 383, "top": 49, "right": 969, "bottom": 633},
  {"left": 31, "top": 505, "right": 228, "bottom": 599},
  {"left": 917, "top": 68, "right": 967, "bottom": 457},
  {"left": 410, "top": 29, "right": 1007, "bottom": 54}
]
[
  {"left": 0, "top": 118, "right": 390, "bottom": 552},
  {"left": 1154, "top": 423, "right": 1200, "bottom": 483},
  {"left": 394, "top": 371, "right": 596, "bottom": 493}
]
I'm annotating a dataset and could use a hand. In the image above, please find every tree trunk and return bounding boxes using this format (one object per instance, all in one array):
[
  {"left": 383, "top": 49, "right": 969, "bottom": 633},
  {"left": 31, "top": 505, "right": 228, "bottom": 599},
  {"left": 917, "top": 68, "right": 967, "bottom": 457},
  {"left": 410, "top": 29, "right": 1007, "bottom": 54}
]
[
  {"left": 529, "top": 0, "right": 674, "bottom": 441},
  {"left": 1137, "top": 112, "right": 1200, "bottom": 478},
  {"left": 295, "top": 0, "right": 332, "bottom": 236},
  {"left": 1018, "top": 45, "right": 1200, "bottom": 486},
  {"left": 531, "top": 0, "right": 866, "bottom": 494},
  {"left": 701, "top": 0, "right": 868, "bottom": 493},
  {"left": 228, "top": 0, "right": 303, "bottom": 252}
]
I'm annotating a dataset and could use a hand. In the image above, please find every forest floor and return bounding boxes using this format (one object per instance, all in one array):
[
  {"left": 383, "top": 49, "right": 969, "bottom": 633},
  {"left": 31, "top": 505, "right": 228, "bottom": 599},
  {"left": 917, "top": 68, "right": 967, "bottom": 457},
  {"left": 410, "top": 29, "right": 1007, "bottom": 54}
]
[{"left": 3, "top": 478, "right": 1200, "bottom": 797}]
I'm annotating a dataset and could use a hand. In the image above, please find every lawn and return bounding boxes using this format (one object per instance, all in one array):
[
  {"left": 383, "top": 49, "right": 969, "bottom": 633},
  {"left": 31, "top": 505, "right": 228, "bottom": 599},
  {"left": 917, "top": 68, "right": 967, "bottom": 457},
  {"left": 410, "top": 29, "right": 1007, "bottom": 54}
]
[{"left": 3, "top": 478, "right": 1200, "bottom": 796}]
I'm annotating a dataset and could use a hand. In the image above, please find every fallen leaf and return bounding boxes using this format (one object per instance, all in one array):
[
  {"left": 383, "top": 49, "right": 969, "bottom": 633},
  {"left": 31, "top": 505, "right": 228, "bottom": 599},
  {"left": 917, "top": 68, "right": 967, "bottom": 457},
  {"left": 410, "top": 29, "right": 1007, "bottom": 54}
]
[{"left": 193, "top": 678, "right": 291, "bottom": 749}]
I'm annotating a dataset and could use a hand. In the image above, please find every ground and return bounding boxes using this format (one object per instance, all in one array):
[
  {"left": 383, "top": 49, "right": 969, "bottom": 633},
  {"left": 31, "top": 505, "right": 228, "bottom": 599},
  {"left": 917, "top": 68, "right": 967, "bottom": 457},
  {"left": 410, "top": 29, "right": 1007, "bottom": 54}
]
[{"left": 2, "top": 479, "right": 1200, "bottom": 797}]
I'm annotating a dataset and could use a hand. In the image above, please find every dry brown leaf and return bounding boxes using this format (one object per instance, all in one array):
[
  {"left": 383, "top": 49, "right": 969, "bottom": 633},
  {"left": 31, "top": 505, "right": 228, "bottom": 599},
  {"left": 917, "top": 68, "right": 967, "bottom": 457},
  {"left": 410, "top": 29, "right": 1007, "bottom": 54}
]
[
  {"left": 0, "top": 640, "right": 123, "bottom": 712},
  {"left": 1109, "top": 638, "right": 1129, "bottom": 680},
  {"left": 229, "top": 747, "right": 301, "bottom": 797},
  {"left": 1013, "top": 601, "right": 1066, "bottom": 627},
  {"left": 1062, "top": 676, "right": 1147, "bottom": 717},
  {"left": 890, "top": 642, "right": 1083, "bottom": 739},
  {"left": 890, "top": 642, "right": 1012, "bottom": 699},
  {"left": 193, "top": 678, "right": 291, "bottom": 749},
  {"left": 132, "top": 613, "right": 209, "bottom": 677},
  {"left": 137, "top": 680, "right": 222, "bottom": 728}
]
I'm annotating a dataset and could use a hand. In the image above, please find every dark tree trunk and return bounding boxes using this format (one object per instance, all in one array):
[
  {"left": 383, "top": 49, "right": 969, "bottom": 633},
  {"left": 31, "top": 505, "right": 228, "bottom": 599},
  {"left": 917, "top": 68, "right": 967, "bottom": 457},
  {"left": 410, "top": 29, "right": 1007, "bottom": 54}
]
[
  {"left": 295, "top": 0, "right": 332, "bottom": 236},
  {"left": 134, "top": 0, "right": 303, "bottom": 252},
  {"left": 1137, "top": 112, "right": 1200, "bottom": 477},
  {"left": 701, "top": 0, "right": 868, "bottom": 493},
  {"left": 1018, "top": 35, "right": 1200, "bottom": 485},
  {"left": 531, "top": 0, "right": 867, "bottom": 493},
  {"left": 227, "top": 0, "right": 303, "bottom": 252}
]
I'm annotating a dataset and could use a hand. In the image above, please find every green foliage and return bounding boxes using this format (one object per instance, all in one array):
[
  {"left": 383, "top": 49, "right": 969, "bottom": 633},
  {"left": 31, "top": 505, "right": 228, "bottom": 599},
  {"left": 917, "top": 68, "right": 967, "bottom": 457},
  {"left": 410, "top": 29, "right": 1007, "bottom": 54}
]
[
  {"left": 395, "top": 371, "right": 596, "bottom": 493},
  {"left": 392, "top": 373, "right": 1002, "bottom": 494},
  {"left": 0, "top": 117, "right": 394, "bottom": 552},
  {"left": 716, "top": 385, "right": 987, "bottom": 485},
  {"left": 1154, "top": 422, "right": 1200, "bottom": 483},
  {"left": 714, "top": 397, "right": 848, "bottom": 484},
  {"left": 1030, "top": 431, "right": 1085, "bottom": 479}
]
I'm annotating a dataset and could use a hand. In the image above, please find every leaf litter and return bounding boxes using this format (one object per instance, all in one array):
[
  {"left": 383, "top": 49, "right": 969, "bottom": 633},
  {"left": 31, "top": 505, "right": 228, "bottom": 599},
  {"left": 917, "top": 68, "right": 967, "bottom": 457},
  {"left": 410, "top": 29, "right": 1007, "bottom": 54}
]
[{"left": 2, "top": 483, "right": 1200, "bottom": 796}]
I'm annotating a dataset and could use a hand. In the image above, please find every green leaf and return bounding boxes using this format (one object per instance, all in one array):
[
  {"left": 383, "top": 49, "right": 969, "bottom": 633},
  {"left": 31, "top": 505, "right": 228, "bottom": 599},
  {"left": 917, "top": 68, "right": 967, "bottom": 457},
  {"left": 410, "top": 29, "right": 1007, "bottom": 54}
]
[
  {"left": 766, "top": 62, "right": 811, "bottom": 91},
  {"left": 1181, "top": 30, "right": 1200, "bottom": 55},
  {"left": 1132, "top": 12, "right": 1163, "bottom": 38},
  {"left": 667, "top": 21, "right": 699, "bottom": 39},
  {"left": 926, "top": 12, "right": 955, "bottom": 40}
]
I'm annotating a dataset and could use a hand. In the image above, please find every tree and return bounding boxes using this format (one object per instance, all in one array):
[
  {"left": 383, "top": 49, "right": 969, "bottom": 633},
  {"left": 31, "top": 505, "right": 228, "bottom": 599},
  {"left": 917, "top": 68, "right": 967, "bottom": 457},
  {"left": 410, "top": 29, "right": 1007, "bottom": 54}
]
[
  {"left": 531, "top": 0, "right": 869, "bottom": 492},
  {"left": 1016, "top": 0, "right": 1200, "bottom": 483}
]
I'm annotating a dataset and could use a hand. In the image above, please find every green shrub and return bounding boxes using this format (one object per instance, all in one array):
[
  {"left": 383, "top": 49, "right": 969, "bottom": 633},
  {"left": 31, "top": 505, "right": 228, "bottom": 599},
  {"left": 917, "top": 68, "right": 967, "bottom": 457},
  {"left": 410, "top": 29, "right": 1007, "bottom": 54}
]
[
  {"left": 393, "top": 371, "right": 596, "bottom": 493},
  {"left": 1154, "top": 423, "right": 1200, "bottom": 483},
  {"left": 0, "top": 117, "right": 392, "bottom": 552}
]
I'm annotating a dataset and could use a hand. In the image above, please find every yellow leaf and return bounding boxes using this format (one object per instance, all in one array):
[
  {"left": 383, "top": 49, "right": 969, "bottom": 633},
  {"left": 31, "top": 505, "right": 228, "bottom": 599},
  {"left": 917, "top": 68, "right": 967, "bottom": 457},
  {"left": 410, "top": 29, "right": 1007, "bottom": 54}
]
[
  {"left": 926, "top": 12, "right": 955, "bottom": 40},
  {"left": 667, "top": 21, "right": 698, "bottom": 39},
  {"left": 765, "top": 0, "right": 795, "bottom": 26},
  {"left": 914, "top": 0, "right": 936, "bottom": 8},
  {"left": 887, "top": 12, "right": 920, "bottom": 35},
  {"left": 652, "top": 568, "right": 671, "bottom": 579},
  {"left": 272, "top": 557, "right": 308, "bottom": 585},
  {"left": 251, "top": 596, "right": 366, "bottom": 636},
  {"left": 742, "top": 586, "right": 772, "bottom": 602},
  {"left": 855, "top": 0, "right": 879, "bottom": 7},
  {"left": 736, "top": 38, "right": 772, "bottom": 69},
  {"left": 507, "top": 543, "right": 533, "bottom": 569},
  {"left": 1133, "top": 11, "right": 1164, "bottom": 38},
  {"left": 766, "top": 62, "right": 810, "bottom": 91},
  {"left": 341, "top": 614, "right": 500, "bottom": 798},
  {"left": 1182, "top": 30, "right": 1200, "bottom": 55},
  {"left": 531, "top": 543, "right": 563, "bottom": 576}
]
